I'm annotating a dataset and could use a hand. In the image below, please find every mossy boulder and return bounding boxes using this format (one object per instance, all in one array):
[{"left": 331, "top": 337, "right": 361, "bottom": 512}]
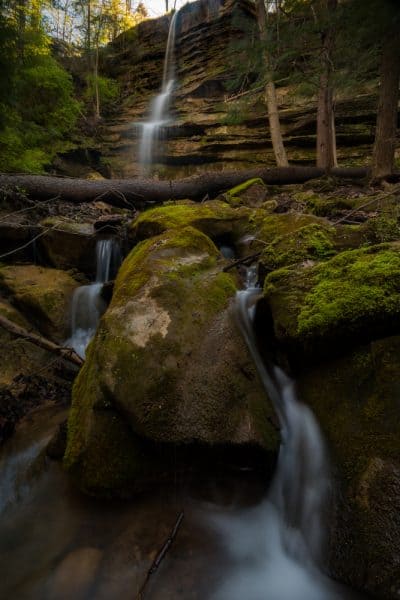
[
  {"left": 296, "top": 336, "right": 400, "bottom": 599},
  {"left": 65, "top": 226, "right": 278, "bottom": 495},
  {"left": 0, "top": 298, "right": 51, "bottom": 385},
  {"left": 129, "top": 200, "right": 250, "bottom": 245},
  {"left": 38, "top": 217, "right": 97, "bottom": 276},
  {"left": 224, "top": 178, "right": 269, "bottom": 208},
  {"left": 262, "top": 243, "right": 400, "bottom": 361},
  {"left": 0, "top": 264, "right": 79, "bottom": 341}
]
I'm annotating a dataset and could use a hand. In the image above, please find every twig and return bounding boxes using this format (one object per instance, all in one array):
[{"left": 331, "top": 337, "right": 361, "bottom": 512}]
[
  {"left": 136, "top": 511, "right": 184, "bottom": 600},
  {"left": 0, "top": 222, "right": 60, "bottom": 260},
  {"left": 332, "top": 184, "right": 400, "bottom": 225},
  {"left": 223, "top": 252, "right": 262, "bottom": 272},
  {"left": 0, "top": 313, "right": 83, "bottom": 367}
]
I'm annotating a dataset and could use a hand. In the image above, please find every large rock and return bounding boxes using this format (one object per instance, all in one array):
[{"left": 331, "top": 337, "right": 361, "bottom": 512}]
[
  {"left": 262, "top": 242, "right": 400, "bottom": 362},
  {"left": 0, "top": 264, "right": 79, "bottom": 341},
  {"left": 38, "top": 217, "right": 97, "bottom": 276},
  {"left": 257, "top": 237, "right": 400, "bottom": 599},
  {"left": 296, "top": 337, "right": 400, "bottom": 600},
  {"left": 65, "top": 226, "right": 278, "bottom": 495},
  {"left": 129, "top": 199, "right": 251, "bottom": 244}
]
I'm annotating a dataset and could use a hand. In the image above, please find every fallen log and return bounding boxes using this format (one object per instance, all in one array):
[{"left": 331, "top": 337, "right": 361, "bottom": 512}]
[
  {"left": 0, "top": 166, "right": 369, "bottom": 207},
  {"left": 0, "top": 314, "right": 84, "bottom": 367}
]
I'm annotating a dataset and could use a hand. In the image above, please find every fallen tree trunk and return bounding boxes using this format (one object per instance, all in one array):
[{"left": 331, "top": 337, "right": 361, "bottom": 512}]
[
  {"left": 0, "top": 314, "right": 84, "bottom": 367},
  {"left": 0, "top": 166, "right": 369, "bottom": 207}
]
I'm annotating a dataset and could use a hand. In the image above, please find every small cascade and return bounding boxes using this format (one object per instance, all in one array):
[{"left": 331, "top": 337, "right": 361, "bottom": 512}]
[
  {"left": 138, "top": 10, "right": 180, "bottom": 172},
  {"left": 67, "top": 238, "right": 121, "bottom": 358},
  {"left": 210, "top": 267, "right": 349, "bottom": 600}
]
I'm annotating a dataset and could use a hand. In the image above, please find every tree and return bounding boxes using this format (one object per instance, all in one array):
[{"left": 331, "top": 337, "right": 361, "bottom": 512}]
[
  {"left": 371, "top": 7, "right": 400, "bottom": 180},
  {"left": 256, "top": 0, "right": 289, "bottom": 167},
  {"left": 315, "top": 0, "right": 338, "bottom": 171}
]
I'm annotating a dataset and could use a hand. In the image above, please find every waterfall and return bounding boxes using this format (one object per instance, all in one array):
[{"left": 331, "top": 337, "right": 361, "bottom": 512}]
[
  {"left": 67, "top": 239, "right": 121, "bottom": 359},
  {"left": 138, "top": 10, "right": 179, "bottom": 172},
  {"left": 210, "top": 269, "right": 351, "bottom": 600}
]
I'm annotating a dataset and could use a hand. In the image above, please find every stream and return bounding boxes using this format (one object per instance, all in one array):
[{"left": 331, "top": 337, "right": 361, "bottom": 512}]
[{"left": 0, "top": 267, "right": 368, "bottom": 599}]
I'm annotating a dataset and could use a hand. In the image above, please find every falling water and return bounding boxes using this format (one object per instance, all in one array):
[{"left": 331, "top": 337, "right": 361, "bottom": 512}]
[
  {"left": 67, "top": 239, "right": 121, "bottom": 358},
  {"left": 138, "top": 10, "right": 179, "bottom": 171},
  {"left": 210, "top": 269, "right": 357, "bottom": 600}
]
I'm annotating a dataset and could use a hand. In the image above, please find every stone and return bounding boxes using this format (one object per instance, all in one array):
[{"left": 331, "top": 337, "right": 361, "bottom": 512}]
[
  {"left": 38, "top": 217, "right": 96, "bottom": 276},
  {"left": 0, "top": 264, "right": 79, "bottom": 341},
  {"left": 65, "top": 226, "right": 278, "bottom": 495}
]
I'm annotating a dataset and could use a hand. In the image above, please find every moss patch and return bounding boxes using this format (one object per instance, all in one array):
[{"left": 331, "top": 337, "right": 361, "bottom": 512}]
[
  {"left": 263, "top": 243, "right": 400, "bottom": 356},
  {"left": 129, "top": 200, "right": 250, "bottom": 243},
  {"left": 0, "top": 264, "right": 78, "bottom": 340}
]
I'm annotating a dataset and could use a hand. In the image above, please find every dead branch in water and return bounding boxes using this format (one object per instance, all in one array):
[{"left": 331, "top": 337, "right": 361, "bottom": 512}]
[
  {"left": 136, "top": 511, "right": 184, "bottom": 600},
  {"left": 0, "top": 314, "right": 83, "bottom": 367}
]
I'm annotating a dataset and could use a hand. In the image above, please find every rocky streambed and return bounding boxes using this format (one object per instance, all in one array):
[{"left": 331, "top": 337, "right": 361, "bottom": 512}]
[{"left": 1, "top": 176, "right": 400, "bottom": 598}]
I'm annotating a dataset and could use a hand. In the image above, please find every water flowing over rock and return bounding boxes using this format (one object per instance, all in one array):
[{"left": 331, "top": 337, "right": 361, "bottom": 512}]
[
  {"left": 64, "top": 223, "right": 278, "bottom": 495},
  {"left": 209, "top": 278, "right": 354, "bottom": 600},
  {"left": 138, "top": 10, "right": 180, "bottom": 171},
  {"left": 94, "top": 0, "right": 377, "bottom": 179},
  {"left": 67, "top": 238, "right": 121, "bottom": 358}
]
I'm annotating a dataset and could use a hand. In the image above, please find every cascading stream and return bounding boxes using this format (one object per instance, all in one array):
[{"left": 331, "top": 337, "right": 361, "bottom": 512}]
[
  {"left": 138, "top": 10, "right": 179, "bottom": 171},
  {"left": 67, "top": 238, "right": 121, "bottom": 358},
  {"left": 210, "top": 269, "right": 353, "bottom": 600}
]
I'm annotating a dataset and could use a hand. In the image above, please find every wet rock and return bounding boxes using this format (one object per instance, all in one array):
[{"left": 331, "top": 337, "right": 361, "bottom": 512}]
[
  {"left": 0, "top": 264, "right": 79, "bottom": 341},
  {"left": 262, "top": 242, "right": 400, "bottom": 363},
  {"left": 129, "top": 199, "right": 250, "bottom": 244},
  {"left": 65, "top": 226, "right": 278, "bottom": 495},
  {"left": 46, "top": 420, "right": 68, "bottom": 460},
  {"left": 296, "top": 336, "right": 400, "bottom": 600},
  {"left": 94, "top": 214, "right": 127, "bottom": 232},
  {"left": 48, "top": 547, "right": 102, "bottom": 600},
  {"left": 38, "top": 217, "right": 96, "bottom": 276}
]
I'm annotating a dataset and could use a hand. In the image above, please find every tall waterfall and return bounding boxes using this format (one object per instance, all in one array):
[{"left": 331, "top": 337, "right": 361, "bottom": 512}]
[
  {"left": 210, "top": 272, "right": 352, "bottom": 600},
  {"left": 138, "top": 10, "right": 179, "bottom": 171},
  {"left": 67, "top": 239, "right": 121, "bottom": 358}
]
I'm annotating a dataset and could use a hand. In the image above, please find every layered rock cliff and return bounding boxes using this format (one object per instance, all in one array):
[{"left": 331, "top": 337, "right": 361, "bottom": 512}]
[{"left": 93, "top": 0, "right": 378, "bottom": 179}]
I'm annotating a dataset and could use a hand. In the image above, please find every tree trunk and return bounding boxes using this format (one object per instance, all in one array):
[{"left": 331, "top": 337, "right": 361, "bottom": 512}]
[
  {"left": 316, "top": 0, "right": 338, "bottom": 171},
  {"left": 256, "top": 0, "right": 289, "bottom": 167},
  {"left": 0, "top": 314, "right": 83, "bottom": 367},
  {"left": 371, "top": 30, "right": 400, "bottom": 180},
  {"left": 94, "top": 45, "right": 100, "bottom": 120},
  {"left": 0, "top": 167, "right": 368, "bottom": 206}
]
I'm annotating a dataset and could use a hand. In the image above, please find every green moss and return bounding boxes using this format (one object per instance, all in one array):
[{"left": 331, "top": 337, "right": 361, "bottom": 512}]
[
  {"left": 227, "top": 178, "right": 265, "bottom": 198},
  {"left": 130, "top": 200, "right": 247, "bottom": 242},
  {"left": 261, "top": 223, "right": 335, "bottom": 270},
  {"left": 297, "top": 245, "right": 400, "bottom": 338},
  {"left": 263, "top": 242, "right": 400, "bottom": 352}
]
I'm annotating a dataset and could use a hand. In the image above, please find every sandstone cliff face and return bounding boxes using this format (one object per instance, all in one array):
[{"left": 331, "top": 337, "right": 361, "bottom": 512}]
[{"left": 98, "top": 0, "right": 377, "bottom": 178}]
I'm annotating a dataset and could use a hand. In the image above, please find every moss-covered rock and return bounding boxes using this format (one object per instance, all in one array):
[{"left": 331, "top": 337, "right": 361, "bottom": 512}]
[
  {"left": 65, "top": 226, "right": 278, "bottom": 494},
  {"left": 129, "top": 200, "right": 250, "bottom": 244},
  {"left": 224, "top": 178, "right": 268, "bottom": 208},
  {"left": 297, "top": 336, "right": 400, "bottom": 598},
  {"left": 0, "top": 298, "right": 51, "bottom": 385},
  {"left": 0, "top": 264, "right": 79, "bottom": 341},
  {"left": 263, "top": 243, "right": 400, "bottom": 360}
]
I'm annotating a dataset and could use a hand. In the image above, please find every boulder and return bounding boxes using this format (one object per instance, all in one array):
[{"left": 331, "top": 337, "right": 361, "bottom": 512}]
[
  {"left": 38, "top": 217, "right": 96, "bottom": 276},
  {"left": 0, "top": 264, "right": 79, "bottom": 341},
  {"left": 65, "top": 226, "right": 278, "bottom": 495},
  {"left": 296, "top": 336, "right": 400, "bottom": 599},
  {"left": 129, "top": 200, "right": 251, "bottom": 245},
  {"left": 262, "top": 242, "right": 400, "bottom": 362}
]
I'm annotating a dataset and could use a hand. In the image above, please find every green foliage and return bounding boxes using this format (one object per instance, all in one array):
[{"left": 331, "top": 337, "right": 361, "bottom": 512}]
[
  {"left": 0, "top": 2, "right": 81, "bottom": 173},
  {"left": 84, "top": 73, "right": 119, "bottom": 109}
]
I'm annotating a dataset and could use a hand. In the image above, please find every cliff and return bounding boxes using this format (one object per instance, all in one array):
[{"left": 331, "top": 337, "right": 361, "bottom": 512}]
[{"left": 91, "top": 0, "right": 379, "bottom": 179}]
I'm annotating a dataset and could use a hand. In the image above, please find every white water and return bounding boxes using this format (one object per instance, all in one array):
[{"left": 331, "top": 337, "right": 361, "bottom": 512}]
[
  {"left": 210, "top": 270, "right": 352, "bottom": 600},
  {"left": 138, "top": 11, "right": 179, "bottom": 171},
  {"left": 67, "top": 239, "right": 121, "bottom": 358}
]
